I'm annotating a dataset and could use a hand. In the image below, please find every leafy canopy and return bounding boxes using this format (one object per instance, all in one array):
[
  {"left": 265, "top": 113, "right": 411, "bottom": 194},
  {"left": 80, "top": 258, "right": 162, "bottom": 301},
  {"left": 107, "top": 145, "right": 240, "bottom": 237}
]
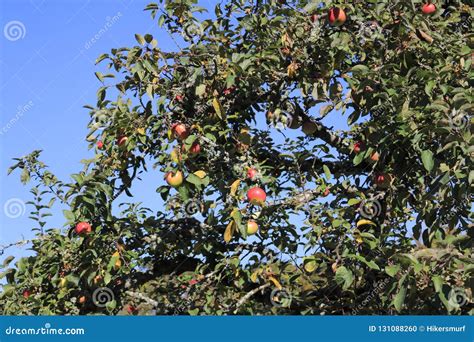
[{"left": 1, "top": 0, "right": 472, "bottom": 315}]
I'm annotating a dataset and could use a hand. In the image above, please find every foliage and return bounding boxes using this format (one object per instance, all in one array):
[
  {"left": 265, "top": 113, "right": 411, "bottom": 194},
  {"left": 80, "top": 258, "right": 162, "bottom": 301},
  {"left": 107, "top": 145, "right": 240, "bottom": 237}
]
[{"left": 1, "top": 0, "right": 473, "bottom": 315}]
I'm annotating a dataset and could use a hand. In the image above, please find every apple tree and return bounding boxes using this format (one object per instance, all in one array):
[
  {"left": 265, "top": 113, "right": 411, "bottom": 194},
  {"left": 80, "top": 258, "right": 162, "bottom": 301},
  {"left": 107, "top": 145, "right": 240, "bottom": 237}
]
[{"left": 1, "top": 0, "right": 472, "bottom": 315}]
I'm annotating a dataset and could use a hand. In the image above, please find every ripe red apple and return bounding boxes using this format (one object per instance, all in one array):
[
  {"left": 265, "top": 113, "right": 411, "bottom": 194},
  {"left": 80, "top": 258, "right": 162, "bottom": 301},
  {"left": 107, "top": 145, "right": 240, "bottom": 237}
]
[
  {"left": 421, "top": 3, "right": 436, "bottom": 14},
  {"left": 310, "top": 14, "right": 319, "bottom": 23},
  {"left": 328, "top": 7, "right": 347, "bottom": 27},
  {"left": 247, "top": 168, "right": 258, "bottom": 180},
  {"left": 323, "top": 188, "right": 330, "bottom": 197},
  {"left": 375, "top": 173, "right": 392, "bottom": 188},
  {"left": 175, "top": 94, "right": 184, "bottom": 102},
  {"left": 75, "top": 221, "right": 92, "bottom": 235},
  {"left": 23, "top": 290, "right": 31, "bottom": 299},
  {"left": 353, "top": 141, "right": 365, "bottom": 154},
  {"left": 247, "top": 187, "right": 267, "bottom": 206},
  {"left": 188, "top": 142, "right": 201, "bottom": 156},
  {"left": 97, "top": 140, "right": 104, "bottom": 150},
  {"left": 126, "top": 305, "right": 137, "bottom": 314},
  {"left": 370, "top": 152, "right": 380, "bottom": 162},
  {"left": 79, "top": 295, "right": 86, "bottom": 304},
  {"left": 302, "top": 121, "right": 318, "bottom": 135},
  {"left": 188, "top": 279, "right": 199, "bottom": 286},
  {"left": 165, "top": 170, "right": 184, "bottom": 188},
  {"left": 117, "top": 135, "right": 128, "bottom": 146},
  {"left": 171, "top": 123, "right": 189, "bottom": 140},
  {"left": 247, "top": 220, "right": 259, "bottom": 235}
]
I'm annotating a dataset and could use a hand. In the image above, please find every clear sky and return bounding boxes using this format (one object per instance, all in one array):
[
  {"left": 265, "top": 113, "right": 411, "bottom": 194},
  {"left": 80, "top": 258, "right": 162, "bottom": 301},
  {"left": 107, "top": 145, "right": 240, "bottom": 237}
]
[
  {"left": 0, "top": 0, "right": 348, "bottom": 261},
  {"left": 0, "top": 0, "right": 177, "bottom": 259}
]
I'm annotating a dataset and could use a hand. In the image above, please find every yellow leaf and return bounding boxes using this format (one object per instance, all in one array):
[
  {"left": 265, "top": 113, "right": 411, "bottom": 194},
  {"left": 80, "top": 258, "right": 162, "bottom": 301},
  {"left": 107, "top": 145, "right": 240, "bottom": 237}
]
[
  {"left": 250, "top": 269, "right": 260, "bottom": 283},
  {"left": 304, "top": 260, "right": 317, "bottom": 273},
  {"left": 268, "top": 276, "right": 282, "bottom": 290},
  {"left": 356, "top": 219, "right": 376, "bottom": 228},
  {"left": 230, "top": 179, "right": 241, "bottom": 197},
  {"left": 193, "top": 170, "right": 207, "bottom": 179},
  {"left": 212, "top": 97, "right": 224, "bottom": 120},
  {"left": 224, "top": 221, "right": 235, "bottom": 243},
  {"left": 136, "top": 127, "right": 145, "bottom": 135}
]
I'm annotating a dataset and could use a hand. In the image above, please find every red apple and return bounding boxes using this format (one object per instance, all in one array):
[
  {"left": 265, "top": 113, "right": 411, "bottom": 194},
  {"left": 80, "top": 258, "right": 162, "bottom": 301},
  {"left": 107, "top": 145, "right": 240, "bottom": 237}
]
[
  {"left": 165, "top": 170, "right": 184, "bottom": 188},
  {"left": 421, "top": 3, "right": 436, "bottom": 14},
  {"left": 126, "top": 305, "right": 137, "bottom": 314},
  {"left": 79, "top": 295, "right": 86, "bottom": 304},
  {"left": 310, "top": 14, "right": 319, "bottom": 23},
  {"left": 247, "top": 187, "right": 267, "bottom": 206},
  {"left": 247, "top": 168, "right": 258, "bottom": 180},
  {"left": 188, "top": 279, "right": 199, "bottom": 286},
  {"left": 175, "top": 94, "right": 184, "bottom": 102},
  {"left": 75, "top": 221, "right": 92, "bottom": 235},
  {"left": 97, "top": 140, "right": 104, "bottom": 150},
  {"left": 23, "top": 290, "right": 31, "bottom": 299},
  {"left": 323, "top": 188, "right": 330, "bottom": 197},
  {"left": 188, "top": 142, "right": 201, "bottom": 156},
  {"left": 247, "top": 220, "right": 259, "bottom": 235},
  {"left": 370, "top": 152, "right": 380, "bottom": 162},
  {"left": 353, "top": 141, "right": 365, "bottom": 154},
  {"left": 302, "top": 121, "right": 318, "bottom": 135},
  {"left": 171, "top": 123, "right": 189, "bottom": 140},
  {"left": 374, "top": 173, "right": 392, "bottom": 188},
  {"left": 117, "top": 136, "right": 128, "bottom": 146},
  {"left": 328, "top": 7, "right": 347, "bottom": 27}
]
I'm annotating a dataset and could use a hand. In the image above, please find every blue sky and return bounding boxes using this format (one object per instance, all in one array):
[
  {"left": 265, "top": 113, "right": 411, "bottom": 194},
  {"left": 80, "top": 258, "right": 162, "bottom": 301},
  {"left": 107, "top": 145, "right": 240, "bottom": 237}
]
[
  {"left": 0, "top": 0, "right": 350, "bottom": 262},
  {"left": 0, "top": 0, "right": 175, "bottom": 258}
]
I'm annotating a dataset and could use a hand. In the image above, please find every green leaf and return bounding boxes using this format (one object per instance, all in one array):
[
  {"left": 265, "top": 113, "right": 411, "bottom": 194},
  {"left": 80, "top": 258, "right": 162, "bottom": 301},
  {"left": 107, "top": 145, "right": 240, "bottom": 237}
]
[
  {"left": 135, "top": 34, "right": 145, "bottom": 45},
  {"left": 195, "top": 84, "right": 206, "bottom": 97},
  {"left": 432, "top": 276, "right": 443, "bottom": 293},
  {"left": 348, "top": 198, "right": 361, "bottom": 206},
  {"left": 393, "top": 285, "right": 407, "bottom": 312},
  {"left": 421, "top": 150, "right": 434, "bottom": 172},
  {"left": 335, "top": 266, "right": 354, "bottom": 290},
  {"left": 1, "top": 256, "right": 14, "bottom": 269},
  {"left": 323, "top": 165, "right": 331, "bottom": 180},
  {"left": 188, "top": 308, "right": 199, "bottom": 315},
  {"left": 385, "top": 265, "right": 400, "bottom": 277},
  {"left": 63, "top": 210, "right": 75, "bottom": 222}
]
